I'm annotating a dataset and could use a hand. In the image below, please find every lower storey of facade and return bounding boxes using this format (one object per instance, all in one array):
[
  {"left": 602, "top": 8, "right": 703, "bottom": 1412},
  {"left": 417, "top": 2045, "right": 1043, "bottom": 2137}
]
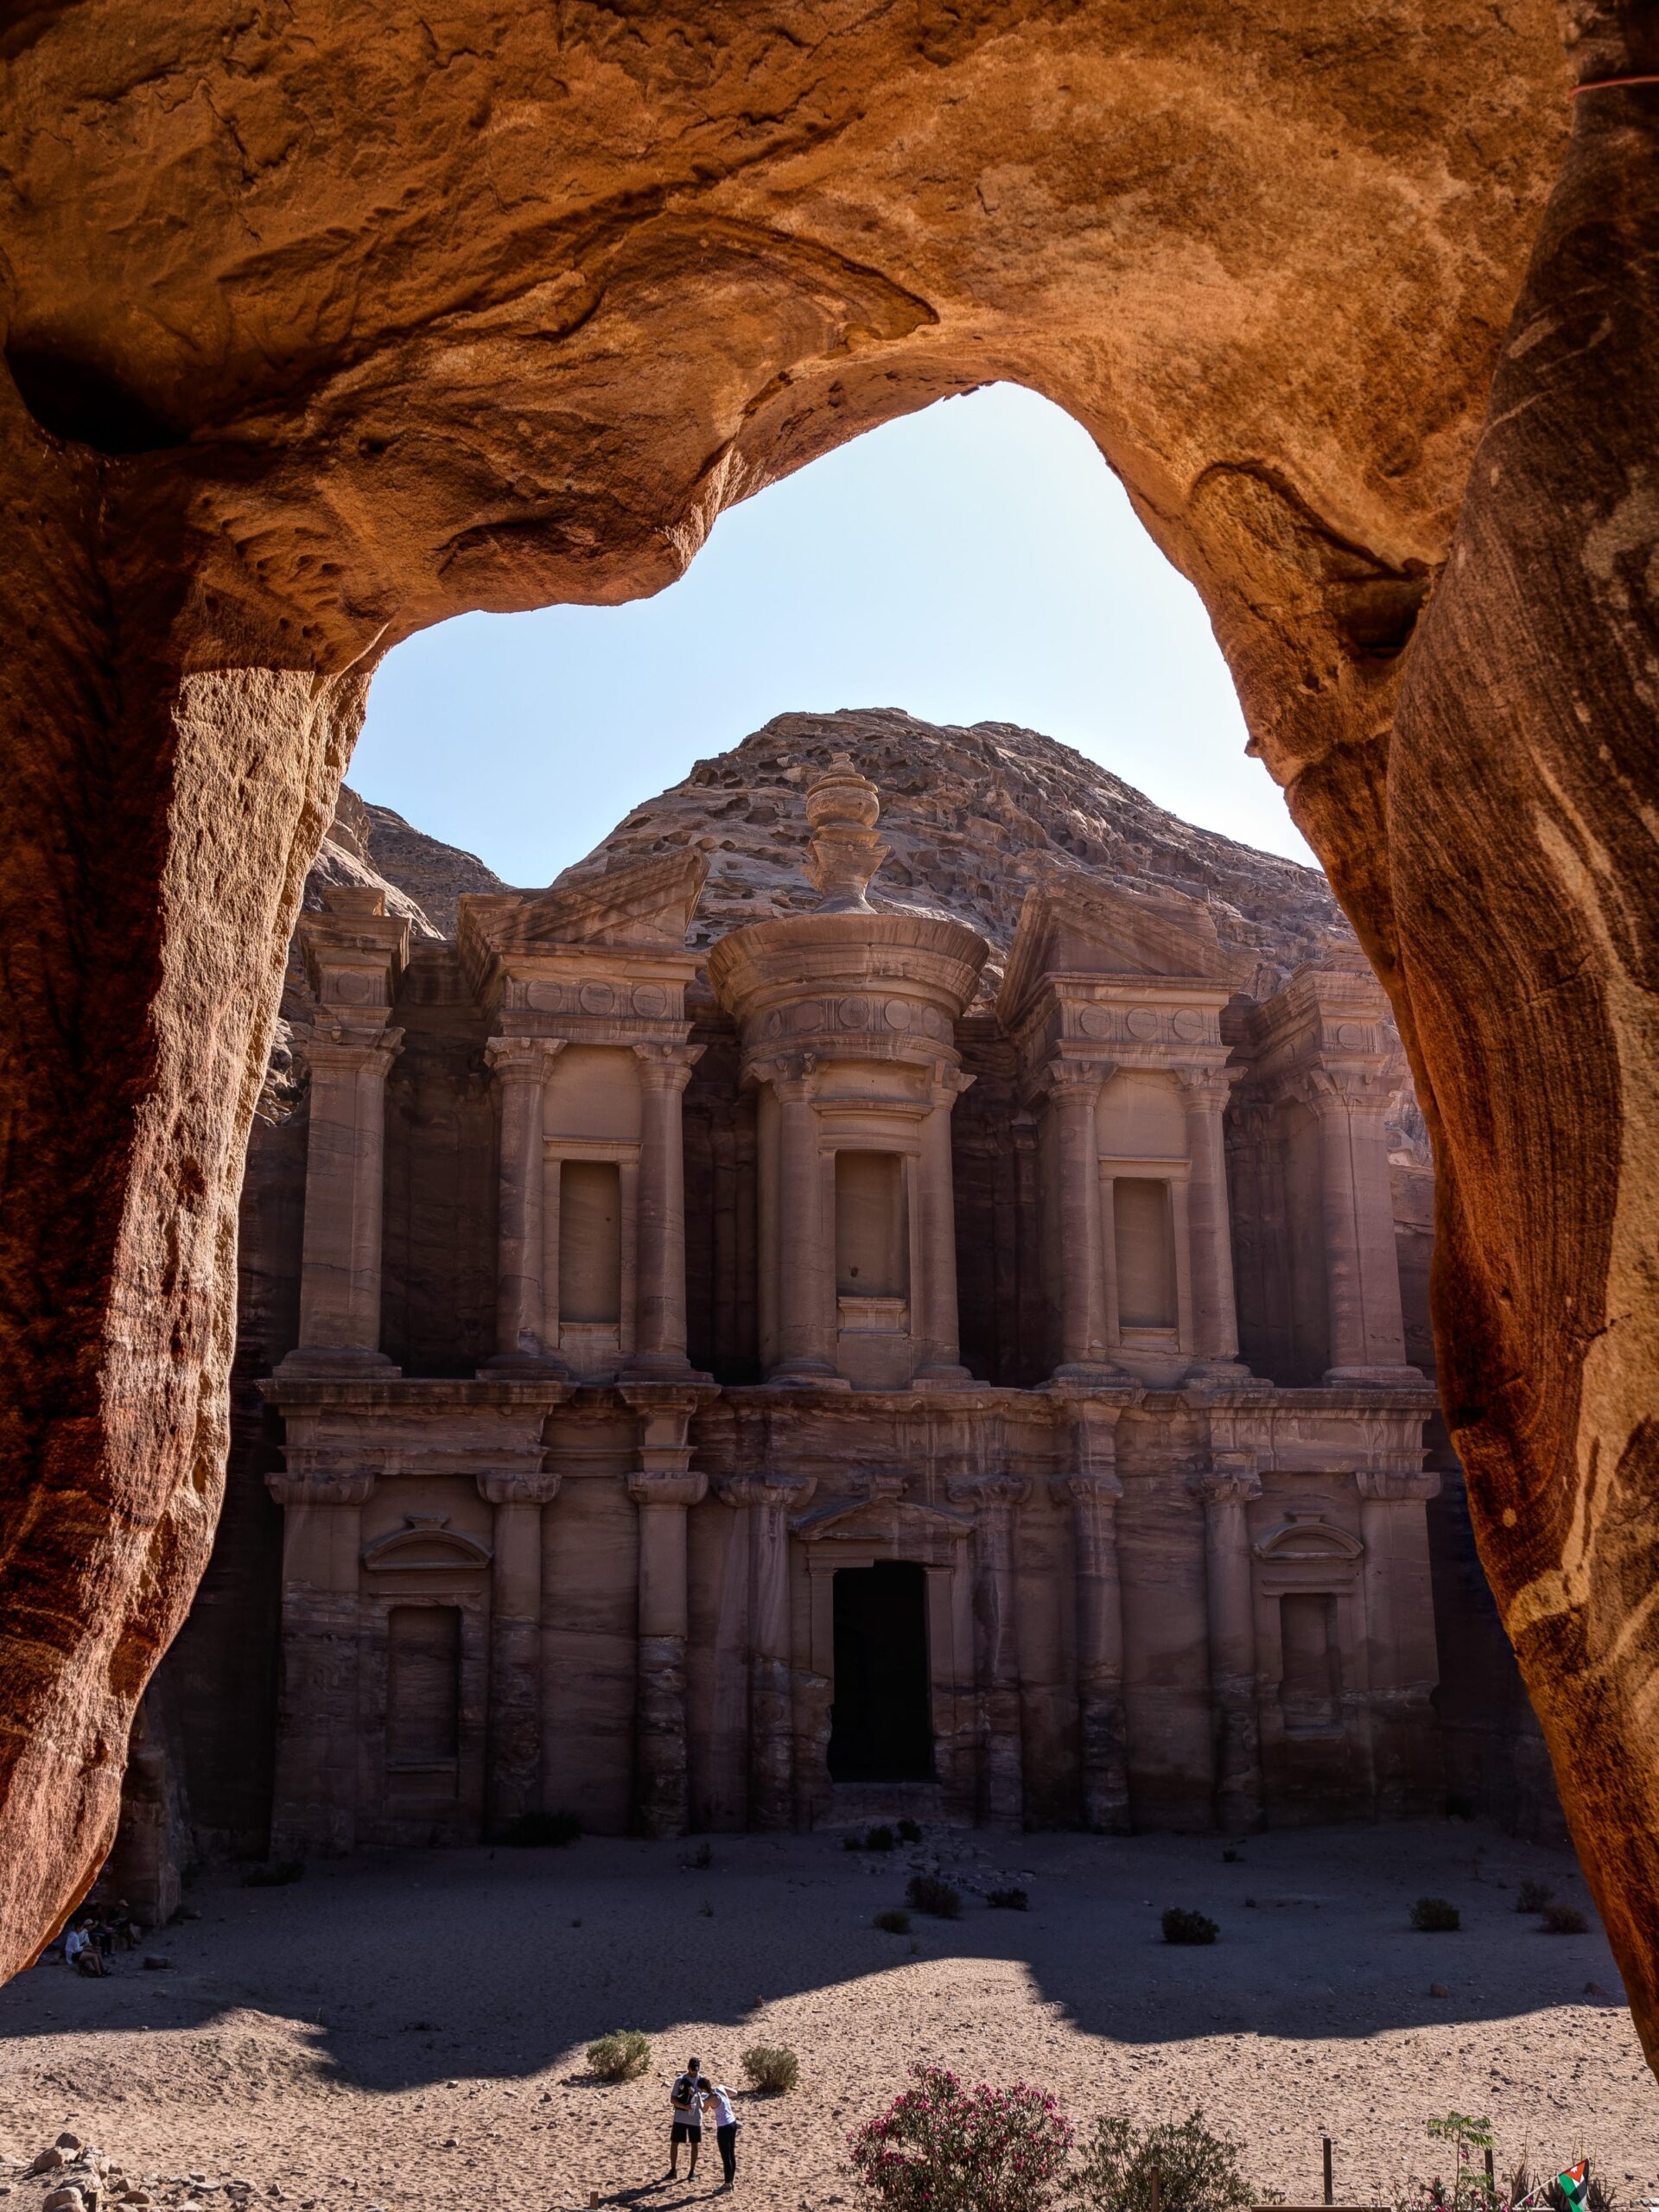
[{"left": 261, "top": 1376, "right": 1444, "bottom": 1854}]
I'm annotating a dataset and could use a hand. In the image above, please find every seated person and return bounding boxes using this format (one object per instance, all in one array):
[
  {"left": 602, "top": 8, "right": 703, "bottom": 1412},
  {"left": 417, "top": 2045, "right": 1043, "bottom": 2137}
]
[{"left": 63, "top": 1918, "right": 106, "bottom": 1977}]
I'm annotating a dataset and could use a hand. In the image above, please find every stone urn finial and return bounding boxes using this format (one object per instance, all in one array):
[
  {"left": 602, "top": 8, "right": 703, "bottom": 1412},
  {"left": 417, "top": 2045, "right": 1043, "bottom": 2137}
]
[{"left": 804, "top": 753, "right": 888, "bottom": 912}]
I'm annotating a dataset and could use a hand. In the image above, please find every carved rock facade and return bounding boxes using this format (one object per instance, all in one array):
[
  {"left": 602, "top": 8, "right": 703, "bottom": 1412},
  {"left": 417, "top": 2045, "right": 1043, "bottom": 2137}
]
[{"left": 240, "top": 754, "right": 1446, "bottom": 1847}]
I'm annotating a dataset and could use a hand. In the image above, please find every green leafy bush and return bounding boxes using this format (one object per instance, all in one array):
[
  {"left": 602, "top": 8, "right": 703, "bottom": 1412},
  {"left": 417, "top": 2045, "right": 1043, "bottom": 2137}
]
[
  {"left": 1411, "top": 1897, "right": 1461, "bottom": 1932},
  {"left": 1516, "top": 1878, "right": 1554, "bottom": 1913},
  {"left": 587, "top": 2030, "right": 651, "bottom": 2082},
  {"left": 1068, "top": 2107, "right": 1255, "bottom": 2212},
  {"left": 1161, "top": 1907, "right": 1218, "bottom": 1946},
  {"left": 1541, "top": 1902, "right": 1589, "bottom": 1934},
  {"left": 906, "top": 1874, "right": 963, "bottom": 1920},
  {"left": 849, "top": 2063, "right": 1072, "bottom": 2212},
  {"left": 743, "top": 2044, "right": 799, "bottom": 2093},
  {"left": 875, "top": 1909, "right": 912, "bottom": 1935},
  {"left": 503, "top": 1808, "right": 582, "bottom": 1847}
]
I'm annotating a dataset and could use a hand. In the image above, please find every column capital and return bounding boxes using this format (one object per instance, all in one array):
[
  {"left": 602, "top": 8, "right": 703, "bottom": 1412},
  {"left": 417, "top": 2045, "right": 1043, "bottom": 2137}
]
[
  {"left": 1174, "top": 1064, "right": 1242, "bottom": 1107},
  {"left": 477, "top": 1466, "right": 563, "bottom": 1507},
  {"left": 946, "top": 1473, "right": 1032, "bottom": 1515},
  {"left": 715, "top": 1471, "right": 817, "bottom": 1513},
  {"left": 304, "top": 1022, "right": 404, "bottom": 1077},
  {"left": 1354, "top": 1466, "right": 1440, "bottom": 1503},
  {"left": 1192, "top": 1456, "right": 1262, "bottom": 1509},
  {"left": 1295, "top": 1064, "right": 1392, "bottom": 1115},
  {"left": 1042, "top": 1054, "right": 1109, "bottom": 1101},
  {"left": 632, "top": 1040, "right": 704, "bottom": 1092},
  {"left": 627, "top": 1468, "right": 709, "bottom": 1510},
  {"left": 266, "top": 1464, "right": 375, "bottom": 1508},
  {"left": 748, "top": 1049, "right": 819, "bottom": 1099},
  {"left": 485, "top": 1034, "right": 567, "bottom": 1082},
  {"left": 1052, "top": 1470, "right": 1124, "bottom": 1508},
  {"left": 925, "top": 1058, "right": 976, "bottom": 1105}
]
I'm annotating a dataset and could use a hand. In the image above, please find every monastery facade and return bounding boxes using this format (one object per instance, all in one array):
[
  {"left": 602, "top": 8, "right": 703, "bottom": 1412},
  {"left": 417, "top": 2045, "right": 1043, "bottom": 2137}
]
[{"left": 261, "top": 756, "right": 1442, "bottom": 1853}]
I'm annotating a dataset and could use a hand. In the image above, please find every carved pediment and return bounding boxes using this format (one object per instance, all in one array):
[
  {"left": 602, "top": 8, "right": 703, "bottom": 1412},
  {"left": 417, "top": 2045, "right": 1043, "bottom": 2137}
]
[
  {"left": 1252, "top": 1507, "right": 1364, "bottom": 1563},
  {"left": 361, "top": 1513, "right": 493, "bottom": 1572},
  {"left": 998, "top": 870, "right": 1249, "bottom": 1027},
  {"left": 793, "top": 1474, "right": 973, "bottom": 1545}
]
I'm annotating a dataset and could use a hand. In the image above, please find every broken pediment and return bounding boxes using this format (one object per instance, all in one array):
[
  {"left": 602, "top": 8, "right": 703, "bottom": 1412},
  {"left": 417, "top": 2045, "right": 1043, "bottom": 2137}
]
[
  {"left": 457, "top": 850, "right": 709, "bottom": 998},
  {"left": 361, "top": 1513, "right": 493, "bottom": 1573},
  {"left": 998, "top": 870, "right": 1252, "bottom": 1028}
]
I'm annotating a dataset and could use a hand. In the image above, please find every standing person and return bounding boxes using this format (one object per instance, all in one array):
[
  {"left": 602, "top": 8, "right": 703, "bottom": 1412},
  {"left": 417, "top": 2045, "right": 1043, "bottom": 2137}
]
[
  {"left": 705, "top": 2080, "right": 740, "bottom": 2190},
  {"left": 668, "top": 2056, "right": 704, "bottom": 2181}
]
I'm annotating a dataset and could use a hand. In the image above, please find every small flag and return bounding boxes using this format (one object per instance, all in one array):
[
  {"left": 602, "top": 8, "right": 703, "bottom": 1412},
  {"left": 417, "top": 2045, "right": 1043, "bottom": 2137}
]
[{"left": 1558, "top": 2163, "right": 1590, "bottom": 2212}]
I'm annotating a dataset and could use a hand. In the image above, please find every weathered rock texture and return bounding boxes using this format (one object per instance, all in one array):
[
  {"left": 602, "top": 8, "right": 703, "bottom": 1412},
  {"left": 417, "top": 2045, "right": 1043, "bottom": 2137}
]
[{"left": 0, "top": 0, "right": 1652, "bottom": 2083}]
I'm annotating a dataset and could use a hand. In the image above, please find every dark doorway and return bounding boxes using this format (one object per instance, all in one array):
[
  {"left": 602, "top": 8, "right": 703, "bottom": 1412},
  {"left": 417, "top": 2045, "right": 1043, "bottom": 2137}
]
[{"left": 829, "top": 1561, "right": 934, "bottom": 1783}]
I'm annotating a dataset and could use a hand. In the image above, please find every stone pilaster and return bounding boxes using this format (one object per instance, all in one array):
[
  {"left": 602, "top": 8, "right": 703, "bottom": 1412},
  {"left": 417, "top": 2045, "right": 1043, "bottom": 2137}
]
[
  {"left": 1053, "top": 1394, "right": 1131, "bottom": 1830},
  {"left": 1042, "top": 1058, "right": 1117, "bottom": 1380},
  {"left": 766, "top": 1054, "right": 840, "bottom": 1384},
  {"left": 284, "top": 1022, "right": 404, "bottom": 1373},
  {"left": 623, "top": 1386, "right": 711, "bottom": 1836},
  {"left": 1177, "top": 1065, "right": 1249, "bottom": 1377},
  {"left": 1193, "top": 1457, "right": 1265, "bottom": 1834},
  {"left": 626, "top": 1041, "right": 705, "bottom": 1380},
  {"left": 267, "top": 1462, "right": 375, "bottom": 1856},
  {"left": 478, "top": 1465, "right": 563, "bottom": 1835},
  {"left": 484, "top": 1036, "right": 567, "bottom": 1372},
  {"left": 915, "top": 1061, "right": 975, "bottom": 1384},
  {"left": 1355, "top": 1465, "right": 1442, "bottom": 1815},
  {"left": 1302, "top": 1065, "right": 1417, "bottom": 1383},
  {"left": 715, "top": 1472, "right": 817, "bottom": 1830},
  {"left": 948, "top": 1473, "right": 1030, "bottom": 1827}
]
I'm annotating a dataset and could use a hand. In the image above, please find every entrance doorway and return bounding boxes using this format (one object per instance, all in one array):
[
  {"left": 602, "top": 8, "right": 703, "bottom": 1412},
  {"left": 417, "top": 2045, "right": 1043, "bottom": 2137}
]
[{"left": 828, "top": 1561, "right": 933, "bottom": 1783}]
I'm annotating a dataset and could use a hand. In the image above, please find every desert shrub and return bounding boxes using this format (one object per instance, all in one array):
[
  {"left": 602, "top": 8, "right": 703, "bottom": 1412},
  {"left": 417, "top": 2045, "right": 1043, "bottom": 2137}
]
[
  {"left": 1068, "top": 2107, "right": 1254, "bottom": 2212},
  {"left": 1411, "top": 1897, "right": 1461, "bottom": 1932},
  {"left": 1541, "top": 1903, "right": 1589, "bottom": 1935},
  {"left": 897, "top": 1818, "right": 923, "bottom": 1843},
  {"left": 1161, "top": 1908, "right": 1218, "bottom": 1946},
  {"left": 243, "top": 1861, "right": 303, "bottom": 1887},
  {"left": 988, "top": 1888, "right": 1029, "bottom": 1912},
  {"left": 849, "top": 2063, "right": 1072, "bottom": 2212},
  {"left": 906, "top": 1874, "right": 963, "bottom": 1920},
  {"left": 868, "top": 1825, "right": 897, "bottom": 1853},
  {"left": 875, "top": 1910, "right": 912, "bottom": 1935},
  {"left": 845, "top": 1833, "right": 866, "bottom": 1853},
  {"left": 688, "top": 1840, "right": 712, "bottom": 1869},
  {"left": 1516, "top": 1878, "right": 1555, "bottom": 1914},
  {"left": 743, "top": 2044, "right": 799, "bottom": 2093},
  {"left": 503, "top": 1808, "right": 582, "bottom": 1847},
  {"left": 587, "top": 2030, "right": 651, "bottom": 2082}
]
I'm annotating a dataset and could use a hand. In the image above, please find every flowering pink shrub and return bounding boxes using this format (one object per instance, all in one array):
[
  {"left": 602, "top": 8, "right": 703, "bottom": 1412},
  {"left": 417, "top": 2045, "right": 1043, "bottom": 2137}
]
[{"left": 849, "top": 2064, "right": 1074, "bottom": 2212}]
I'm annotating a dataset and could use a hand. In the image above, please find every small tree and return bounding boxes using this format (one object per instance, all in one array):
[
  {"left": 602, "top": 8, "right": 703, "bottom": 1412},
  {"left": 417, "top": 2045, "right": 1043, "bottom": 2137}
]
[
  {"left": 1069, "top": 2110, "right": 1255, "bottom": 2212},
  {"left": 849, "top": 2064, "right": 1073, "bottom": 2212},
  {"left": 1408, "top": 2111, "right": 1497, "bottom": 2212}
]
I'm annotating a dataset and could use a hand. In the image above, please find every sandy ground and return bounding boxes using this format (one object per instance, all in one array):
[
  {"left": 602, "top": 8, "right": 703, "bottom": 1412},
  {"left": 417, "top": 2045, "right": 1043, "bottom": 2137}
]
[{"left": 1, "top": 1820, "right": 1654, "bottom": 2211}]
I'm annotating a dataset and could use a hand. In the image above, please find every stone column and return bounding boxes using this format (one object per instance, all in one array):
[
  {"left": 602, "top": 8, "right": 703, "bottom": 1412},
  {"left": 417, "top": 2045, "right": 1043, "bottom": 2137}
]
[
  {"left": 626, "top": 1042, "right": 704, "bottom": 1379},
  {"left": 915, "top": 1062, "right": 974, "bottom": 1383},
  {"left": 485, "top": 1036, "right": 566, "bottom": 1371},
  {"left": 1304, "top": 1067, "right": 1415, "bottom": 1382},
  {"left": 1178, "top": 1066, "right": 1248, "bottom": 1376},
  {"left": 715, "top": 1473, "right": 817, "bottom": 1829},
  {"left": 1054, "top": 1401, "right": 1131, "bottom": 1831},
  {"left": 1355, "top": 1466, "right": 1442, "bottom": 1816},
  {"left": 479, "top": 1466, "right": 563, "bottom": 1835},
  {"left": 1194, "top": 1458, "right": 1264, "bottom": 1834},
  {"left": 1043, "top": 1058, "right": 1115, "bottom": 1379},
  {"left": 622, "top": 1386, "right": 709, "bottom": 1836},
  {"left": 768, "top": 1054, "right": 839, "bottom": 1383},
  {"left": 288, "top": 1023, "right": 403, "bottom": 1371},
  {"left": 268, "top": 1463, "right": 374, "bottom": 1856},
  {"left": 949, "top": 1474, "right": 1030, "bottom": 1827}
]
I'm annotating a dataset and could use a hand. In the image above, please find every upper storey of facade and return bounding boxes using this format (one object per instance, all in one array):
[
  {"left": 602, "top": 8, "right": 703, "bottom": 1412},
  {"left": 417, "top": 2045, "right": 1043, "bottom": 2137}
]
[{"left": 266, "top": 753, "right": 1424, "bottom": 1408}]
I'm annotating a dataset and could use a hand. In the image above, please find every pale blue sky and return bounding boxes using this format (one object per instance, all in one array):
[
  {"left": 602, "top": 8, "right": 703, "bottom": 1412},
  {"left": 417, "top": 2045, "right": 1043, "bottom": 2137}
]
[{"left": 352, "top": 382, "right": 1313, "bottom": 888}]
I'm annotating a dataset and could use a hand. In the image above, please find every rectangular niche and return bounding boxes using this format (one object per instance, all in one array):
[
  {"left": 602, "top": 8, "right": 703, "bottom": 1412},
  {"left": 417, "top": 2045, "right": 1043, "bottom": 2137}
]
[
  {"left": 835, "top": 1150, "right": 908, "bottom": 1300},
  {"left": 1114, "top": 1176, "right": 1177, "bottom": 1330},
  {"left": 559, "top": 1158, "right": 623, "bottom": 1324},
  {"left": 387, "top": 1604, "right": 461, "bottom": 1790},
  {"left": 1278, "top": 1590, "right": 1342, "bottom": 1735}
]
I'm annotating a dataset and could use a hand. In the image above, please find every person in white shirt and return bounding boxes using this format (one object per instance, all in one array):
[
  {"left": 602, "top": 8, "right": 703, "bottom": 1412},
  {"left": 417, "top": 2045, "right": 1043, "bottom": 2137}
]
[
  {"left": 668, "top": 2056, "right": 704, "bottom": 2180},
  {"left": 705, "top": 2082, "right": 740, "bottom": 2190}
]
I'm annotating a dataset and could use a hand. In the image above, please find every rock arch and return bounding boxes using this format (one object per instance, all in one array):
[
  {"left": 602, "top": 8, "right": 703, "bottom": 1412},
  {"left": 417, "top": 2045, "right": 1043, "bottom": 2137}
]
[{"left": 3, "top": 0, "right": 1659, "bottom": 2075}]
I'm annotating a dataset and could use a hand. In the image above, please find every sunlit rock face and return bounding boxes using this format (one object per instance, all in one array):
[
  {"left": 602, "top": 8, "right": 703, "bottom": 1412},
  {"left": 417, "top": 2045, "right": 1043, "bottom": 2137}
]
[
  {"left": 120, "top": 716, "right": 1551, "bottom": 1902},
  {"left": 5, "top": 0, "right": 1657, "bottom": 2095}
]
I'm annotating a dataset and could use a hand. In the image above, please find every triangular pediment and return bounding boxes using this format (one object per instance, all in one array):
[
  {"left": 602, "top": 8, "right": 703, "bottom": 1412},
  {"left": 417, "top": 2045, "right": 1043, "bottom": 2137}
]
[
  {"left": 999, "top": 869, "right": 1249, "bottom": 1024},
  {"left": 458, "top": 851, "right": 709, "bottom": 993}
]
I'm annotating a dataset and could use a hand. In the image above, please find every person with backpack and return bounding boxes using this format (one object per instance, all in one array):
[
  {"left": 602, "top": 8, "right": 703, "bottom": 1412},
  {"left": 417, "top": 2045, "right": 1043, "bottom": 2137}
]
[{"left": 668, "top": 2056, "right": 705, "bottom": 2180}]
